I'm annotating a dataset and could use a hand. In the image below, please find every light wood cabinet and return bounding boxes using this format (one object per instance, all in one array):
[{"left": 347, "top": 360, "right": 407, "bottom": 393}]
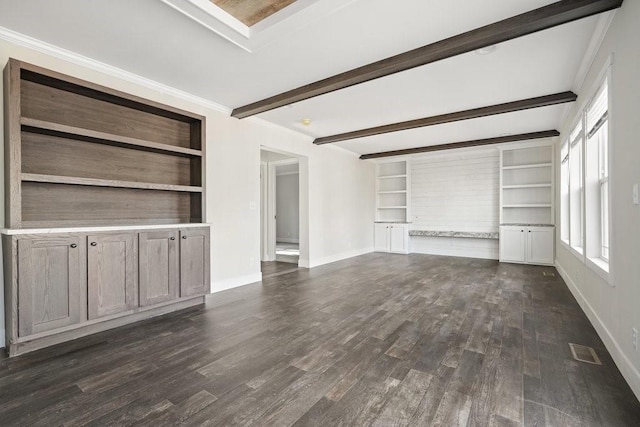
[
  {"left": 179, "top": 228, "right": 210, "bottom": 297},
  {"left": 3, "top": 60, "right": 211, "bottom": 357},
  {"left": 87, "top": 233, "right": 138, "bottom": 319},
  {"left": 139, "top": 230, "right": 179, "bottom": 307},
  {"left": 17, "top": 235, "right": 83, "bottom": 336},
  {"left": 500, "top": 225, "right": 554, "bottom": 265},
  {"left": 374, "top": 223, "right": 409, "bottom": 254}
]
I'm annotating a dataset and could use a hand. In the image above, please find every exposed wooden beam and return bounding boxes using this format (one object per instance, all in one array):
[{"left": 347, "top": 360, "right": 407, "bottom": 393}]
[
  {"left": 231, "top": 0, "right": 623, "bottom": 118},
  {"left": 314, "top": 91, "right": 576, "bottom": 145},
  {"left": 359, "top": 130, "right": 560, "bottom": 160}
]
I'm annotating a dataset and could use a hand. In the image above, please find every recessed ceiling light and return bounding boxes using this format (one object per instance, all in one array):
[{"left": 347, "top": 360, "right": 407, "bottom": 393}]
[
  {"left": 475, "top": 45, "right": 499, "bottom": 55},
  {"left": 301, "top": 118, "right": 312, "bottom": 126}
]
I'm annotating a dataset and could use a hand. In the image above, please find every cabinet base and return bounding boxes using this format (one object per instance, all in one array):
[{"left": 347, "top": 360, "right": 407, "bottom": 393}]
[{"left": 6, "top": 296, "right": 205, "bottom": 357}]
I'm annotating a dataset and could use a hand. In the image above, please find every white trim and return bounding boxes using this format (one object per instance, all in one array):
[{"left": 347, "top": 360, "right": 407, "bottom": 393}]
[
  {"left": 275, "top": 171, "right": 300, "bottom": 177},
  {"left": 555, "top": 262, "right": 640, "bottom": 401},
  {"left": 210, "top": 273, "right": 262, "bottom": 293},
  {"left": 308, "top": 247, "right": 374, "bottom": 268},
  {"left": 572, "top": 13, "right": 617, "bottom": 95},
  {"left": 0, "top": 26, "right": 231, "bottom": 114}
]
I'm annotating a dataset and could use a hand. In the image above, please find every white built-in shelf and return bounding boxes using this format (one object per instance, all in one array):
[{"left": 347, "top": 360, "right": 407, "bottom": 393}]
[
  {"left": 503, "top": 204, "right": 552, "bottom": 208},
  {"left": 21, "top": 117, "right": 203, "bottom": 157},
  {"left": 501, "top": 162, "right": 552, "bottom": 170},
  {"left": 378, "top": 174, "right": 407, "bottom": 179},
  {"left": 376, "top": 160, "right": 410, "bottom": 222},
  {"left": 22, "top": 173, "right": 203, "bottom": 193},
  {"left": 502, "top": 184, "right": 552, "bottom": 189},
  {"left": 499, "top": 142, "right": 554, "bottom": 227}
]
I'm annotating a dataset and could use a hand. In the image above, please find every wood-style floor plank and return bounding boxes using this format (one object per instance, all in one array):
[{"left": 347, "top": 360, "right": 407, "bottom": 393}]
[{"left": 0, "top": 253, "right": 638, "bottom": 426}]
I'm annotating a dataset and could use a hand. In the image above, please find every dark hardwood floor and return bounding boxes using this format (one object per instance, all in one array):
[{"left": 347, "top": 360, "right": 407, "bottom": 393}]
[{"left": 1, "top": 253, "right": 639, "bottom": 426}]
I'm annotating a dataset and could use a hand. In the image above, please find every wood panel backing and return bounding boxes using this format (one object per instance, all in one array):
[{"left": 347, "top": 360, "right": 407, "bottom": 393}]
[
  {"left": 20, "top": 79, "right": 192, "bottom": 148},
  {"left": 21, "top": 131, "right": 192, "bottom": 186},
  {"left": 21, "top": 182, "right": 196, "bottom": 226}
]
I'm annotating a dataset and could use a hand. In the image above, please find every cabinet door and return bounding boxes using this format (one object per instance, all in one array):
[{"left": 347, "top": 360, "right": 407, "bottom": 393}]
[
  {"left": 527, "top": 227, "right": 554, "bottom": 265},
  {"left": 139, "top": 230, "right": 179, "bottom": 307},
  {"left": 499, "top": 227, "right": 526, "bottom": 263},
  {"left": 374, "top": 223, "right": 390, "bottom": 252},
  {"left": 389, "top": 225, "right": 409, "bottom": 254},
  {"left": 180, "top": 228, "right": 210, "bottom": 297},
  {"left": 87, "top": 233, "right": 137, "bottom": 319},
  {"left": 17, "top": 236, "right": 82, "bottom": 336}
]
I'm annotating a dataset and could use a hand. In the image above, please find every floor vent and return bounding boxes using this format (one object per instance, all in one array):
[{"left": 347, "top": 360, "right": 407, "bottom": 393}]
[
  {"left": 543, "top": 271, "right": 556, "bottom": 277},
  {"left": 569, "top": 343, "right": 602, "bottom": 365}
]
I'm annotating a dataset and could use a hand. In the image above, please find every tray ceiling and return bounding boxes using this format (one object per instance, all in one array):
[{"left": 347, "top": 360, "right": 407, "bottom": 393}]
[{"left": 211, "top": 0, "right": 298, "bottom": 27}]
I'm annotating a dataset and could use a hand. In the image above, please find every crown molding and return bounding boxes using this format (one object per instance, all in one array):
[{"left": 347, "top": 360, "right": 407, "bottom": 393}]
[{"left": 0, "top": 26, "right": 231, "bottom": 115}]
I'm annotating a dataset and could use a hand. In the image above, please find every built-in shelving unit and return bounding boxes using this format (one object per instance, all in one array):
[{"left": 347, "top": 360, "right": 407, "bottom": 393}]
[
  {"left": 3, "top": 58, "right": 210, "bottom": 357},
  {"left": 375, "top": 160, "right": 410, "bottom": 222},
  {"left": 500, "top": 142, "right": 554, "bottom": 225},
  {"left": 4, "top": 59, "right": 206, "bottom": 228},
  {"left": 499, "top": 141, "right": 555, "bottom": 266}
]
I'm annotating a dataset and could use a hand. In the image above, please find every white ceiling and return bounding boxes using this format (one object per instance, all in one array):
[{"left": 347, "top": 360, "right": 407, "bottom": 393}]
[{"left": 0, "top": 0, "right": 608, "bottom": 156}]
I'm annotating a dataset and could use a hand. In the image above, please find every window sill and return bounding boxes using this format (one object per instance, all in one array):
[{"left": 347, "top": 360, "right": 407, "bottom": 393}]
[
  {"left": 569, "top": 245, "right": 585, "bottom": 262},
  {"left": 587, "top": 256, "right": 612, "bottom": 286}
]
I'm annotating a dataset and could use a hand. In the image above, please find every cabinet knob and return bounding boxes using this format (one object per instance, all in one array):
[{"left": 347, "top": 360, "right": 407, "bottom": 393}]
[
  {"left": 90, "top": 242, "right": 97, "bottom": 246},
  {"left": 70, "top": 243, "right": 77, "bottom": 248},
  {"left": 182, "top": 235, "right": 187, "bottom": 239},
  {"left": 529, "top": 230, "right": 531, "bottom": 233},
  {"left": 170, "top": 236, "right": 175, "bottom": 240}
]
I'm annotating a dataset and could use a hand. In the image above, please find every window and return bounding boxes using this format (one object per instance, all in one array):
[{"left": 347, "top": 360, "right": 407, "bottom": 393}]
[
  {"left": 569, "top": 121, "right": 584, "bottom": 252},
  {"left": 585, "top": 81, "right": 610, "bottom": 266},
  {"left": 560, "top": 72, "right": 611, "bottom": 279},
  {"left": 560, "top": 141, "right": 570, "bottom": 243}
]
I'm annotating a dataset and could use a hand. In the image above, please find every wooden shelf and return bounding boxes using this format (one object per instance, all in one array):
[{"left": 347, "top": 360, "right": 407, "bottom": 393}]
[
  {"left": 22, "top": 173, "right": 202, "bottom": 193},
  {"left": 377, "top": 190, "right": 407, "bottom": 194},
  {"left": 502, "top": 162, "right": 552, "bottom": 170},
  {"left": 21, "top": 118, "right": 203, "bottom": 157},
  {"left": 377, "top": 174, "right": 407, "bottom": 179},
  {"left": 503, "top": 204, "right": 552, "bottom": 208},
  {"left": 503, "top": 184, "right": 552, "bottom": 189}
]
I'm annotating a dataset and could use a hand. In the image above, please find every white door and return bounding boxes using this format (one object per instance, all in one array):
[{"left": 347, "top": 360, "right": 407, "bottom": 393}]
[
  {"left": 500, "top": 226, "right": 526, "bottom": 263},
  {"left": 527, "top": 227, "right": 554, "bottom": 265},
  {"left": 389, "top": 225, "right": 408, "bottom": 254},
  {"left": 374, "top": 223, "right": 390, "bottom": 252}
]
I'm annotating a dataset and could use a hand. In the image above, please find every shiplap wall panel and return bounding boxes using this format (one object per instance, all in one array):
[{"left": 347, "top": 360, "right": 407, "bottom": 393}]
[{"left": 410, "top": 149, "right": 500, "bottom": 232}]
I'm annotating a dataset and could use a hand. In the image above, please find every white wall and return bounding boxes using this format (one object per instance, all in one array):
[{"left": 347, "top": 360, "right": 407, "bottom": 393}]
[
  {"left": 555, "top": 1, "right": 640, "bottom": 400},
  {"left": 0, "top": 37, "right": 376, "bottom": 348},
  {"left": 410, "top": 147, "right": 500, "bottom": 259},
  {"left": 276, "top": 172, "right": 299, "bottom": 243}
]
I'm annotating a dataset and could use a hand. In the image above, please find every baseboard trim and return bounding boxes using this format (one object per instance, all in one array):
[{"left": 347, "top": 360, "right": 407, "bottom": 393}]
[
  {"left": 308, "top": 247, "right": 374, "bottom": 268},
  {"left": 210, "top": 273, "right": 262, "bottom": 293},
  {"left": 555, "top": 261, "right": 640, "bottom": 401}
]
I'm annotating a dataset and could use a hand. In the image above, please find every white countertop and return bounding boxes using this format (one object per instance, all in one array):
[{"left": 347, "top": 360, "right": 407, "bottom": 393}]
[{"left": 1, "top": 223, "right": 212, "bottom": 235}]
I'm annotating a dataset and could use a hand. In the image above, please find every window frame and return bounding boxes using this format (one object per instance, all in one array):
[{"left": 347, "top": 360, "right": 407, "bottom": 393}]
[{"left": 559, "top": 58, "right": 613, "bottom": 286}]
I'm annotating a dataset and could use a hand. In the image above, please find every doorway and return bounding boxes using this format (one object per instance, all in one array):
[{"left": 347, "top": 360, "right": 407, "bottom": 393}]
[{"left": 260, "top": 148, "right": 305, "bottom": 278}]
